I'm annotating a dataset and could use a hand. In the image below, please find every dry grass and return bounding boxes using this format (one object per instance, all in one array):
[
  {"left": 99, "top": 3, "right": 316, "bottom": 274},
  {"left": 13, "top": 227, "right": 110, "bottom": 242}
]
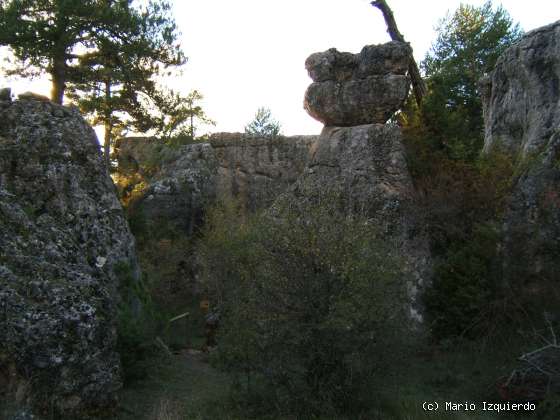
[{"left": 150, "top": 398, "right": 184, "bottom": 420}]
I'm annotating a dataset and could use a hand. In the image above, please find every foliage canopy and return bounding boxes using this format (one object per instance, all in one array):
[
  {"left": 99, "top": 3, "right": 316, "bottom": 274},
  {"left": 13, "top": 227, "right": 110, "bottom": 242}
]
[
  {"left": 419, "top": 0, "right": 522, "bottom": 161},
  {"left": 199, "top": 197, "right": 410, "bottom": 415}
]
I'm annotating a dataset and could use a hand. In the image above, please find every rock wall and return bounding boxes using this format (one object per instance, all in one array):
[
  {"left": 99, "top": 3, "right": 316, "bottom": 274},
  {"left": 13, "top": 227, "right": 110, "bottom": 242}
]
[
  {"left": 482, "top": 21, "right": 560, "bottom": 158},
  {"left": 0, "top": 93, "right": 138, "bottom": 418},
  {"left": 279, "top": 124, "right": 430, "bottom": 319},
  {"left": 482, "top": 21, "right": 560, "bottom": 293},
  {"left": 117, "top": 133, "right": 317, "bottom": 235},
  {"left": 210, "top": 133, "right": 317, "bottom": 211}
]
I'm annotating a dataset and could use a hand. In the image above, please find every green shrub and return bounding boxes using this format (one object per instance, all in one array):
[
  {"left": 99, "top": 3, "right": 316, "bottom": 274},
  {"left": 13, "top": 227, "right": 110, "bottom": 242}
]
[
  {"left": 198, "top": 197, "right": 411, "bottom": 416},
  {"left": 425, "top": 222, "right": 501, "bottom": 339},
  {"left": 114, "top": 262, "right": 164, "bottom": 383}
]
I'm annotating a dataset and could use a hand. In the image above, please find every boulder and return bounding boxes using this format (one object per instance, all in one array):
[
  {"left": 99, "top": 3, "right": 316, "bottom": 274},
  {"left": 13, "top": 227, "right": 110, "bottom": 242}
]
[
  {"left": 303, "top": 41, "right": 411, "bottom": 126},
  {"left": 482, "top": 20, "right": 560, "bottom": 294},
  {"left": 0, "top": 96, "right": 138, "bottom": 417},
  {"left": 133, "top": 141, "right": 218, "bottom": 236}
]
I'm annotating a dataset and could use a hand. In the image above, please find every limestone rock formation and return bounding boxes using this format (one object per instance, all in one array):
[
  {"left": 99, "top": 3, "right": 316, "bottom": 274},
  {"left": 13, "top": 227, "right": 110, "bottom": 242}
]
[
  {"left": 124, "top": 139, "right": 218, "bottom": 235},
  {"left": 210, "top": 133, "right": 317, "bottom": 211},
  {"left": 482, "top": 20, "right": 560, "bottom": 290},
  {"left": 116, "top": 133, "right": 317, "bottom": 235},
  {"left": 304, "top": 41, "right": 411, "bottom": 126},
  {"left": 277, "top": 124, "right": 430, "bottom": 320},
  {"left": 0, "top": 95, "right": 138, "bottom": 417},
  {"left": 482, "top": 21, "right": 560, "bottom": 158}
]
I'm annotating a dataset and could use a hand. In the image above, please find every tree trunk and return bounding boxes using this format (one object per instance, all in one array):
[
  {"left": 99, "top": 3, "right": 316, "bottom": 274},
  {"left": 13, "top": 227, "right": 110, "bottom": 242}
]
[
  {"left": 371, "top": 0, "right": 427, "bottom": 106},
  {"left": 103, "top": 80, "right": 113, "bottom": 168},
  {"left": 190, "top": 113, "right": 194, "bottom": 138},
  {"left": 50, "top": 54, "right": 66, "bottom": 104}
]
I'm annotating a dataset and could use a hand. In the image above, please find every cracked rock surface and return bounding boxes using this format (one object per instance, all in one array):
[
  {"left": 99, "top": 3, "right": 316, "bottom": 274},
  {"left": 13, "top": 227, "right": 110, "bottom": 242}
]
[
  {"left": 275, "top": 124, "right": 431, "bottom": 320},
  {"left": 117, "top": 134, "right": 317, "bottom": 234},
  {"left": 304, "top": 41, "right": 411, "bottom": 126},
  {"left": 0, "top": 96, "right": 138, "bottom": 418},
  {"left": 482, "top": 20, "right": 560, "bottom": 288}
]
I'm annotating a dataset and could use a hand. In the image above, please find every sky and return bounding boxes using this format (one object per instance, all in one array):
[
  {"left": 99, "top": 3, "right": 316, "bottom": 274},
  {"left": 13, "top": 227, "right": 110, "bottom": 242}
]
[{"left": 1, "top": 0, "right": 559, "bottom": 139}]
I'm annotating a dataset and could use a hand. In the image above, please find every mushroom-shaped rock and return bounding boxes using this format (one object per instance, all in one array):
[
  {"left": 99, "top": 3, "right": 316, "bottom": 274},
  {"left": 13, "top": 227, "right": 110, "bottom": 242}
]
[{"left": 304, "top": 41, "right": 411, "bottom": 126}]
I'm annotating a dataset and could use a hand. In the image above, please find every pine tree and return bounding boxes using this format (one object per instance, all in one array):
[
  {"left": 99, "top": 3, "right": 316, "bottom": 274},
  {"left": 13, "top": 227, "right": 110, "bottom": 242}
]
[
  {"left": 244, "top": 107, "right": 281, "bottom": 137},
  {"left": 420, "top": 1, "right": 522, "bottom": 160},
  {"left": 62, "top": 0, "right": 186, "bottom": 165}
]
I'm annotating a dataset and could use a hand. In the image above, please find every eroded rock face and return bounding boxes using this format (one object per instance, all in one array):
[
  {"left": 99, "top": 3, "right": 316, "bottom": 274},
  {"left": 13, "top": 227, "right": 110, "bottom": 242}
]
[
  {"left": 482, "top": 21, "right": 560, "bottom": 157},
  {"left": 277, "top": 125, "right": 431, "bottom": 320},
  {"left": 133, "top": 141, "right": 218, "bottom": 235},
  {"left": 482, "top": 21, "right": 560, "bottom": 291},
  {"left": 116, "top": 133, "right": 317, "bottom": 235},
  {"left": 0, "top": 96, "right": 138, "bottom": 417},
  {"left": 304, "top": 41, "right": 411, "bottom": 126},
  {"left": 211, "top": 133, "right": 317, "bottom": 211}
]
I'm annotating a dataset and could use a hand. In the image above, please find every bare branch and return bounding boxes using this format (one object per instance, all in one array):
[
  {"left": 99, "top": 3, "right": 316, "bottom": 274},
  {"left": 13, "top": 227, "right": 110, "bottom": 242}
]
[{"left": 371, "top": 0, "right": 427, "bottom": 106}]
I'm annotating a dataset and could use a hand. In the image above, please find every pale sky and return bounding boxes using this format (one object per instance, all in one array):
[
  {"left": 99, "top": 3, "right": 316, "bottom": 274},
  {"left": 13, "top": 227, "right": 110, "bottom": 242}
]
[{"left": 1, "top": 0, "right": 559, "bottom": 139}]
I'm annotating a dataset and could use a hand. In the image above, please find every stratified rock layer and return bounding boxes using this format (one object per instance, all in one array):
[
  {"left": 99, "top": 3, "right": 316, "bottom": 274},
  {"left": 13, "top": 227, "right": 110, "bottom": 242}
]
[
  {"left": 304, "top": 41, "right": 411, "bottom": 126},
  {"left": 210, "top": 133, "right": 317, "bottom": 211},
  {"left": 482, "top": 20, "right": 560, "bottom": 290},
  {"left": 0, "top": 97, "right": 138, "bottom": 418},
  {"left": 116, "top": 134, "right": 317, "bottom": 235},
  {"left": 277, "top": 124, "right": 431, "bottom": 320}
]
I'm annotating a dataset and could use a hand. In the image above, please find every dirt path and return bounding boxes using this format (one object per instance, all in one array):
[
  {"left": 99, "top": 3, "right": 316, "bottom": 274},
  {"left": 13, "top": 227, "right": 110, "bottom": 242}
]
[{"left": 115, "top": 350, "right": 231, "bottom": 419}]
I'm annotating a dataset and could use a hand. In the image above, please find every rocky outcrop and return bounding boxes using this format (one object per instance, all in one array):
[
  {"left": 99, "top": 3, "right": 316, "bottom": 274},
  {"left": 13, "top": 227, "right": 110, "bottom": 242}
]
[
  {"left": 482, "top": 21, "right": 560, "bottom": 292},
  {"left": 116, "top": 133, "right": 317, "bottom": 235},
  {"left": 296, "top": 41, "right": 430, "bottom": 319},
  {"left": 304, "top": 41, "right": 411, "bottom": 126},
  {"left": 0, "top": 94, "right": 138, "bottom": 417},
  {"left": 482, "top": 21, "right": 560, "bottom": 158},
  {"left": 211, "top": 133, "right": 317, "bottom": 211},
  {"left": 278, "top": 125, "right": 430, "bottom": 320}
]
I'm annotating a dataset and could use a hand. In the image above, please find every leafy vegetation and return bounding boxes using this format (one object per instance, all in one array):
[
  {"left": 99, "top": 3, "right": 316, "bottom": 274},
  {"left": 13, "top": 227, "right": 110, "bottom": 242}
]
[
  {"left": 399, "top": 1, "right": 523, "bottom": 340},
  {"left": 419, "top": 0, "right": 522, "bottom": 161},
  {"left": 197, "top": 197, "right": 412, "bottom": 417},
  {"left": 0, "top": 0, "right": 215, "bottom": 166}
]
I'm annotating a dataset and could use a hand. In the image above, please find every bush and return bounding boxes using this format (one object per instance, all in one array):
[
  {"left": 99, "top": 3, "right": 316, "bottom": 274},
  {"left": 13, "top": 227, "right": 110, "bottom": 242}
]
[
  {"left": 425, "top": 222, "right": 501, "bottom": 339},
  {"left": 198, "top": 197, "right": 411, "bottom": 416},
  {"left": 114, "top": 262, "right": 164, "bottom": 383}
]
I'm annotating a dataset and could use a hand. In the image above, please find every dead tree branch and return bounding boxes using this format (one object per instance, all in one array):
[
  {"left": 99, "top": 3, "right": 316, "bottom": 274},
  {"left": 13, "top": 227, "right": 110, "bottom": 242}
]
[{"left": 371, "top": 0, "right": 427, "bottom": 107}]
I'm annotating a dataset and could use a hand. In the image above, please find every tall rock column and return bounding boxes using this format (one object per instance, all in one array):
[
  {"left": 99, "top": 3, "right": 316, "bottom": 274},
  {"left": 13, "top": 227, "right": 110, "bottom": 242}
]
[
  {"left": 482, "top": 21, "right": 560, "bottom": 298},
  {"left": 0, "top": 93, "right": 139, "bottom": 418},
  {"left": 286, "top": 42, "right": 431, "bottom": 320}
]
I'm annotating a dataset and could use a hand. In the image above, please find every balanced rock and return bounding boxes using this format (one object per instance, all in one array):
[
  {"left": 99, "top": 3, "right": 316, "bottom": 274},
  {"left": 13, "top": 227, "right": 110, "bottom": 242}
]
[
  {"left": 304, "top": 41, "right": 411, "bottom": 126},
  {"left": 482, "top": 20, "right": 560, "bottom": 292},
  {"left": 0, "top": 96, "right": 139, "bottom": 418}
]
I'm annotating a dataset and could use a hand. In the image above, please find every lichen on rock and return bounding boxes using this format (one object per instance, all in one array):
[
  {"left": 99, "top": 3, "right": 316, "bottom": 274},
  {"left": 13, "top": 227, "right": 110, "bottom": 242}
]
[
  {"left": 482, "top": 20, "right": 560, "bottom": 293},
  {"left": 0, "top": 95, "right": 139, "bottom": 418}
]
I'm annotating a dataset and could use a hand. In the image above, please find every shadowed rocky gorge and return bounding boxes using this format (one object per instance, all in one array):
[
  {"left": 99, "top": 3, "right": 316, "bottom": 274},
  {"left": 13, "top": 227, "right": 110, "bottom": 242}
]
[{"left": 0, "top": 9, "right": 559, "bottom": 420}]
